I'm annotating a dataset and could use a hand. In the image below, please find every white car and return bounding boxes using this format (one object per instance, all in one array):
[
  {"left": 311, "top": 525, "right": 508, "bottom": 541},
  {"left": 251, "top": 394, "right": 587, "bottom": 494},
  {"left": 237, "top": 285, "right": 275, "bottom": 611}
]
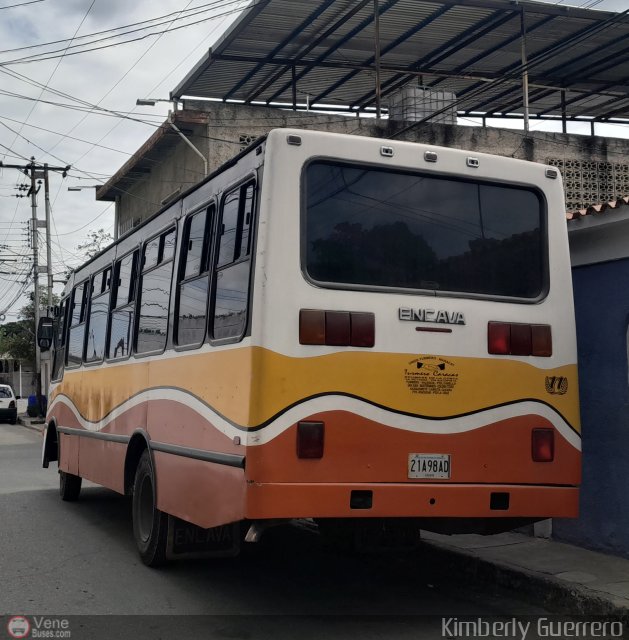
[{"left": 0, "top": 384, "right": 17, "bottom": 424}]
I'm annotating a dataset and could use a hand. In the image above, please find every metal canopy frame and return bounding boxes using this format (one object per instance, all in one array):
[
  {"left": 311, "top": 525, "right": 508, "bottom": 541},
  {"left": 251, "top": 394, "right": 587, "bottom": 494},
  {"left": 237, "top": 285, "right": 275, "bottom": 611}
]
[{"left": 171, "top": 0, "right": 629, "bottom": 126}]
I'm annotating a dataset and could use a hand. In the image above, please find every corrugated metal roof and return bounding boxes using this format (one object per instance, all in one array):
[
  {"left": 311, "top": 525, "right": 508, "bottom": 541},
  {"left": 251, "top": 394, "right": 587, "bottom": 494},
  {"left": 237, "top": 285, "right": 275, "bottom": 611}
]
[
  {"left": 567, "top": 195, "right": 629, "bottom": 221},
  {"left": 171, "top": 0, "right": 629, "bottom": 123}
]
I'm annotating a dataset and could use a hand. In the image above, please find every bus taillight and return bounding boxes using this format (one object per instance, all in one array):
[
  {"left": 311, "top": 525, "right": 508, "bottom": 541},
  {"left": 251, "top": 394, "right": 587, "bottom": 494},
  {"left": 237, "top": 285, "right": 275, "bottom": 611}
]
[
  {"left": 532, "top": 429, "right": 554, "bottom": 462},
  {"left": 488, "top": 322, "right": 552, "bottom": 357},
  {"left": 487, "top": 322, "right": 510, "bottom": 355},
  {"left": 300, "top": 309, "right": 375, "bottom": 347},
  {"left": 297, "top": 421, "right": 325, "bottom": 459}
]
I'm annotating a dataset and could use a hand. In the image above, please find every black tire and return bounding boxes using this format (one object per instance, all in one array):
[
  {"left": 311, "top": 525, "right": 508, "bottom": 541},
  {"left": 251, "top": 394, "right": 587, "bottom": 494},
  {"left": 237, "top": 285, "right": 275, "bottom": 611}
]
[
  {"left": 59, "top": 470, "right": 82, "bottom": 501},
  {"left": 132, "top": 450, "right": 168, "bottom": 567}
]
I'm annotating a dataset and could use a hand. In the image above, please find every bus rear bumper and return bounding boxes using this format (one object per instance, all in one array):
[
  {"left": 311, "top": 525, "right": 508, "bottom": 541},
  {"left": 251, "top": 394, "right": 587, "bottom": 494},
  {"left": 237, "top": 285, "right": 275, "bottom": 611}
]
[{"left": 245, "top": 483, "right": 579, "bottom": 520}]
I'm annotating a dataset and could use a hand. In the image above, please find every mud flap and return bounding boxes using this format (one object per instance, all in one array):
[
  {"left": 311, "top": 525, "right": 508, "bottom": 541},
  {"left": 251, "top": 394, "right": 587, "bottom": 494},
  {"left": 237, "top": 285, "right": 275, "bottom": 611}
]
[
  {"left": 354, "top": 519, "right": 422, "bottom": 553},
  {"left": 165, "top": 517, "right": 240, "bottom": 560},
  {"left": 42, "top": 423, "right": 61, "bottom": 469},
  {"left": 319, "top": 518, "right": 421, "bottom": 554}
]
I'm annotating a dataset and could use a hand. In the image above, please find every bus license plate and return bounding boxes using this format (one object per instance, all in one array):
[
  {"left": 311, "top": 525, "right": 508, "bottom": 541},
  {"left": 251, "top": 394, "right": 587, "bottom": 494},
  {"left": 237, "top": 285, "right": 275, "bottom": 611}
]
[{"left": 408, "top": 454, "right": 451, "bottom": 479}]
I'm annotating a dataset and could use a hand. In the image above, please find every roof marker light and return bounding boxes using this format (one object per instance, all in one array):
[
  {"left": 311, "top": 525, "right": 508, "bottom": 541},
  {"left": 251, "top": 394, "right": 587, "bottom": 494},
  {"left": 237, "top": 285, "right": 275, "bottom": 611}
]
[
  {"left": 424, "top": 151, "right": 438, "bottom": 163},
  {"left": 287, "top": 134, "right": 302, "bottom": 146},
  {"left": 380, "top": 146, "right": 394, "bottom": 157}
]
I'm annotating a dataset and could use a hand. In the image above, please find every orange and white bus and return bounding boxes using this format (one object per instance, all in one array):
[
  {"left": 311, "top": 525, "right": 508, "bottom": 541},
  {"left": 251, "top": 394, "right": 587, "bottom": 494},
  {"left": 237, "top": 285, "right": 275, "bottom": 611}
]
[{"left": 41, "top": 129, "right": 580, "bottom": 565}]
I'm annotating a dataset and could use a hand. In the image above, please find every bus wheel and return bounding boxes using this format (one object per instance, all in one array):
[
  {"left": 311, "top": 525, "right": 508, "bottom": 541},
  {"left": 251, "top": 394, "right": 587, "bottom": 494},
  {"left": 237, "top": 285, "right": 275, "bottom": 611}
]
[
  {"left": 132, "top": 450, "right": 168, "bottom": 567},
  {"left": 59, "top": 470, "right": 82, "bottom": 502}
]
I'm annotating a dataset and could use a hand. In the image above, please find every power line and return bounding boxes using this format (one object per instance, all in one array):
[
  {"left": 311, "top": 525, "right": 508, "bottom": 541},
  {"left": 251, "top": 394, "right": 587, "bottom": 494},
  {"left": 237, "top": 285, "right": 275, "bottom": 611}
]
[
  {"left": 0, "top": 0, "right": 44, "bottom": 9},
  {"left": 45, "top": 0, "right": 202, "bottom": 161},
  {"left": 0, "top": 0, "right": 251, "bottom": 66},
  {"left": 0, "top": 0, "right": 241, "bottom": 55},
  {"left": 0, "top": 0, "right": 95, "bottom": 163}
]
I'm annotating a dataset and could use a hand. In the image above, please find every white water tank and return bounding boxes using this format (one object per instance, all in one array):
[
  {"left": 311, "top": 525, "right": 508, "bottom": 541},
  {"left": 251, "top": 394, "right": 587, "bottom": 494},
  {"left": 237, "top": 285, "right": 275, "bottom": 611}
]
[{"left": 388, "top": 84, "right": 457, "bottom": 124}]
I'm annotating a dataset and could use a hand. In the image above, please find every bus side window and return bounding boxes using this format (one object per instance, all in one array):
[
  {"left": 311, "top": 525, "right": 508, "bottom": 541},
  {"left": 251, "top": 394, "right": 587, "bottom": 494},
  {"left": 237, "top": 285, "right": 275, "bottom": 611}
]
[
  {"left": 108, "top": 251, "right": 138, "bottom": 360},
  {"left": 52, "top": 298, "right": 68, "bottom": 381},
  {"left": 136, "top": 228, "right": 176, "bottom": 355},
  {"left": 176, "top": 205, "right": 214, "bottom": 348},
  {"left": 66, "top": 282, "right": 88, "bottom": 367},
  {"left": 212, "top": 181, "right": 256, "bottom": 341},
  {"left": 85, "top": 266, "right": 112, "bottom": 364}
]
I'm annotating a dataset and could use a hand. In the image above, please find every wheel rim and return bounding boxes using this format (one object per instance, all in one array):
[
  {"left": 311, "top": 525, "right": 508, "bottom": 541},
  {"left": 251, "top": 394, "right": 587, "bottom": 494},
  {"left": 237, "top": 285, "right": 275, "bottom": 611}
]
[{"left": 138, "top": 475, "right": 154, "bottom": 543}]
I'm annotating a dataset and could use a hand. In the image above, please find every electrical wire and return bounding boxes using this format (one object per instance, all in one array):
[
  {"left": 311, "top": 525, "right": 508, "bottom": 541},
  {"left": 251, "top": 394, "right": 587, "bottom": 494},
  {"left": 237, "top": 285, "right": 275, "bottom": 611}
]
[
  {"left": 0, "top": 0, "right": 44, "bottom": 9},
  {"left": 0, "top": 1, "right": 254, "bottom": 66},
  {"left": 0, "top": 0, "right": 244, "bottom": 56}
]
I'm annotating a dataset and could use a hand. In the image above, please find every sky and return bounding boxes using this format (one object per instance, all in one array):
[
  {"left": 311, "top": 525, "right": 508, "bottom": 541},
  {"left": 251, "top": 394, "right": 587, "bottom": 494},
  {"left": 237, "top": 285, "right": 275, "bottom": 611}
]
[{"left": 0, "top": 0, "right": 627, "bottom": 321}]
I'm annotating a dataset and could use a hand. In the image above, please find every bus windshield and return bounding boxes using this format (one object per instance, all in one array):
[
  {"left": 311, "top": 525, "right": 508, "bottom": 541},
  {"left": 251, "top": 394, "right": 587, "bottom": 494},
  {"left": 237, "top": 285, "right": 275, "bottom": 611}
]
[{"left": 305, "top": 161, "right": 545, "bottom": 299}]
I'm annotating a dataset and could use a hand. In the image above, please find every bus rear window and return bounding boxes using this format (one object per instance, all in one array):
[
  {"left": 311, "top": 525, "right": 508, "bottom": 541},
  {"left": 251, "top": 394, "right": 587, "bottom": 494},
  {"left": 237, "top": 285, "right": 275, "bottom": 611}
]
[{"left": 304, "top": 162, "right": 545, "bottom": 299}]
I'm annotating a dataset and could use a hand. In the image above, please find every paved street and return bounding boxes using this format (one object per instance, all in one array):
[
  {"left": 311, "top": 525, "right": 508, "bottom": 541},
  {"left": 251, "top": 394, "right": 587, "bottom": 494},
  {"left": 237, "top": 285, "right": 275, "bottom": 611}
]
[{"left": 0, "top": 424, "right": 551, "bottom": 639}]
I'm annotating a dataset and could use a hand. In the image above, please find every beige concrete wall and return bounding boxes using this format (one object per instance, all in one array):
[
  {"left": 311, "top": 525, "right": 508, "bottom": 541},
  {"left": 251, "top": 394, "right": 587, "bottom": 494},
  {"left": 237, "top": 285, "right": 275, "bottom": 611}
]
[
  {"left": 115, "top": 102, "right": 629, "bottom": 233},
  {"left": 117, "top": 123, "right": 207, "bottom": 232}
]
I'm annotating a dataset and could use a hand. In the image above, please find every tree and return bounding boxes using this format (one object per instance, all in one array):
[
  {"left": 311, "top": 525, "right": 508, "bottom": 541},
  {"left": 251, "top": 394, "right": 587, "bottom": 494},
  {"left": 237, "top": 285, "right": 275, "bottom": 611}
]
[
  {"left": 62, "top": 228, "right": 114, "bottom": 284},
  {"left": 0, "top": 289, "right": 59, "bottom": 371},
  {"left": 0, "top": 319, "right": 34, "bottom": 366},
  {"left": 76, "top": 228, "right": 113, "bottom": 260}
]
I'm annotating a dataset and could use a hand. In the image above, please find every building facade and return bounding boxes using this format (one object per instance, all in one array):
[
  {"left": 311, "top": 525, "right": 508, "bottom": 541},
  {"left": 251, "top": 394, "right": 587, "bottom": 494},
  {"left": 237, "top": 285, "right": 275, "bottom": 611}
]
[
  {"left": 97, "top": 102, "right": 629, "bottom": 238},
  {"left": 553, "top": 199, "right": 629, "bottom": 558}
]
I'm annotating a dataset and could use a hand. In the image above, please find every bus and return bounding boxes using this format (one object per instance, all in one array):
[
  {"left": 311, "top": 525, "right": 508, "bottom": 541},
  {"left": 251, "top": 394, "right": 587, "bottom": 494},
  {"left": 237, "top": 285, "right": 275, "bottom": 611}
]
[{"left": 40, "top": 129, "right": 580, "bottom": 566}]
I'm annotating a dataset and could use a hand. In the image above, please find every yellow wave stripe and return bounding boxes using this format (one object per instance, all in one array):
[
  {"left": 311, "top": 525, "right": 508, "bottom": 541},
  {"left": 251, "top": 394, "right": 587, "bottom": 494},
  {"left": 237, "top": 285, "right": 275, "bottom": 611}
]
[{"left": 50, "top": 347, "right": 580, "bottom": 432}]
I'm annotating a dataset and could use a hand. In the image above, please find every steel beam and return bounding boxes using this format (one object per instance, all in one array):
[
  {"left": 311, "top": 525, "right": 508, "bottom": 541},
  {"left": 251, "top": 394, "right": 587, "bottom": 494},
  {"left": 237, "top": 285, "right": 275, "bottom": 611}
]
[
  {"left": 245, "top": 0, "right": 375, "bottom": 104},
  {"left": 266, "top": 0, "right": 400, "bottom": 105},
  {"left": 352, "top": 9, "right": 516, "bottom": 110},
  {"left": 312, "top": 3, "right": 451, "bottom": 106},
  {"left": 224, "top": 0, "right": 336, "bottom": 100}
]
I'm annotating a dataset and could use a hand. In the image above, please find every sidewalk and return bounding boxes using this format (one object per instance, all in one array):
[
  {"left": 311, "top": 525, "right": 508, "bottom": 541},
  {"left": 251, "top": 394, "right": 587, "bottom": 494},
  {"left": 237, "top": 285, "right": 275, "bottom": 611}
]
[{"left": 421, "top": 530, "right": 629, "bottom": 619}]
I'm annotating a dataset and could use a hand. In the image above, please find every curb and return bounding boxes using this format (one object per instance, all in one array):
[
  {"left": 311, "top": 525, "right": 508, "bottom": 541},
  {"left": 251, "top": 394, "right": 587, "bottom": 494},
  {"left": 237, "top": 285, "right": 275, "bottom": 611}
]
[
  {"left": 421, "top": 539, "right": 629, "bottom": 621},
  {"left": 17, "top": 416, "right": 45, "bottom": 433}
]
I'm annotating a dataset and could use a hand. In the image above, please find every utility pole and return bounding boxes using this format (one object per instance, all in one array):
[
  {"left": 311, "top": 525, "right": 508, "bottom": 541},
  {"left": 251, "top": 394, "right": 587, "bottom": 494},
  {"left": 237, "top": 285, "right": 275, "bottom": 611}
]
[
  {"left": 43, "top": 165, "right": 53, "bottom": 309},
  {"left": 0, "top": 158, "right": 70, "bottom": 411},
  {"left": 28, "top": 158, "right": 42, "bottom": 411}
]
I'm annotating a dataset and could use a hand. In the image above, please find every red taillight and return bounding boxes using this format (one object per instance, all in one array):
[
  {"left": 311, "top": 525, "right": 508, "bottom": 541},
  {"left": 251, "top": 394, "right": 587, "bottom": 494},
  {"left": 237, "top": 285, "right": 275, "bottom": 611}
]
[
  {"left": 531, "top": 325, "right": 553, "bottom": 357},
  {"left": 299, "top": 309, "right": 325, "bottom": 345},
  {"left": 300, "top": 309, "right": 375, "bottom": 347},
  {"left": 488, "top": 322, "right": 552, "bottom": 357},
  {"left": 350, "top": 312, "right": 375, "bottom": 347},
  {"left": 510, "top": 323, "right": 532, "bottom": 356},
  {"left": 488, "top": 322, "right": 510, "bottom": 355},
  {"left": 297, "top": 421, "right": 324, "bottom": 459},
  {"left": 326, "top": 311, "right": 350, "bottom": 346},
  {"left": 532, "top": 429, "right": 554, "bottom": 462}
]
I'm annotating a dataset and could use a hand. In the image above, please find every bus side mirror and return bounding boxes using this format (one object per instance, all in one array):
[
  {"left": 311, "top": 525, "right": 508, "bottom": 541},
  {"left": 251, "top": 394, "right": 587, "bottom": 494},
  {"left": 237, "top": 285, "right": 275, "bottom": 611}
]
[{"left": 37, "top": 317, "right": 54, "bottom": 352}]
